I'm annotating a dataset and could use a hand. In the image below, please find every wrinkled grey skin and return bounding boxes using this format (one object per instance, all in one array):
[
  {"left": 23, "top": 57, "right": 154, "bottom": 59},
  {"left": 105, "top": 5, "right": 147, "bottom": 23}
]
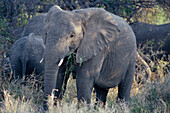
[
  {"left": 10, "top": 33, "right": 45, "bottom": 80},
  {"left": 43, "top": 5, "right": 137, "bottom": 109},
  {"left": 22, "top": 13, "right": 46, "bottom": 37},
  {"left": 21, "top": 12, "right": 70, "bottom": 96},
  {"left": 130, "top": 22, "right": 170, "bottom": 55}
]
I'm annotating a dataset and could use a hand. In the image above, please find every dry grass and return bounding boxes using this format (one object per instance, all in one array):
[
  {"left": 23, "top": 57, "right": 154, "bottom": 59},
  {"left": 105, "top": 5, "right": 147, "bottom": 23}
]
[
  {"left": 0, "top": 75, "right": 169, "bottom": 113},
  {"left": 0, "top": 45, "right": 169, "bottom": 113}
]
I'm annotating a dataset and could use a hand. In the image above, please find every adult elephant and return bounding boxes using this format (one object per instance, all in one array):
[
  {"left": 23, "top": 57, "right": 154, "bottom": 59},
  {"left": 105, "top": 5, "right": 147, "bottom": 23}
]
[
  {"left": 130, "top": 22, "right": 170, "bottom": 55},
  {"left": 10, "top": 33, "right": 45, "bottom": 81},
  {"left": 21, "top": 12, "right": 72, "bottom": 96},
  {"left": 43, "top": 5, "right": 137, "bottom": 109},
  {"left": 21, "top": 13, "right": 46, "bottom": 37}
]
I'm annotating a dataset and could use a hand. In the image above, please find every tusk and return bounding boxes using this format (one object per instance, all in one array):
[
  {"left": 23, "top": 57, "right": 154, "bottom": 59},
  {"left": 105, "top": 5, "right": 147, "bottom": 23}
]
[
  {"left": 58, "top": 58, "right": 64, "bottom": 66},
  {"left": 40, "top": 58, "right": 44, "bottom": 63}
]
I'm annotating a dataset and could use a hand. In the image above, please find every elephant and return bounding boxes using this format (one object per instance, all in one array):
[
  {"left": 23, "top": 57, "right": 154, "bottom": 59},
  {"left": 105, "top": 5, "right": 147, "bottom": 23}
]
[
  {"left": 43, "top": 5, "right": 137, "bottom": 110},
  {"left": 20, "top": 12, "right": 72, "bottom": 96},
  {"left": 21, "top": 13, "right": 46, "bottom": 37},
  {"left": 130, "top": 22, "right": 170, "bottom": 55},
  {"left": 9, "top": 33, "right": 45, "bottom": 81}
]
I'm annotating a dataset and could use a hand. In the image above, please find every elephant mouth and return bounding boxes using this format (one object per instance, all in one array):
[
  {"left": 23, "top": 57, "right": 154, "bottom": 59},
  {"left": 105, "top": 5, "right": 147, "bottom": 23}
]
[{"left": 57, "top": 51, "right": 74, "bottom": 67}]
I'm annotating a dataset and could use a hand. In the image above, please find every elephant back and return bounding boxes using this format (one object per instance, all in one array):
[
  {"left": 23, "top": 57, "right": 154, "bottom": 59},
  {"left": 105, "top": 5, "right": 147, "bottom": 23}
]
[{"left": 22, "top": 13, "right": 46, "bottom": 37}]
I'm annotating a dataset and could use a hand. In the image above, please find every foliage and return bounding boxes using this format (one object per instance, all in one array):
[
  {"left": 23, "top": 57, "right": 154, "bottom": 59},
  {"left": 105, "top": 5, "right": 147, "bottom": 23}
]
[
  {"left": 0, "top": 17, "right": 9, "bottom": 37},
  {"left": 130, "top": 76, "right": 169, "bottom": 113},
  {"left": 0, "top": 17, "right": 13, "bottom": 57},
  {"left": 0, "top": 0, "right": 169, "bottom": 42},
  {"left": 133, "top": 5, "right": 170, "bottom": 24}
]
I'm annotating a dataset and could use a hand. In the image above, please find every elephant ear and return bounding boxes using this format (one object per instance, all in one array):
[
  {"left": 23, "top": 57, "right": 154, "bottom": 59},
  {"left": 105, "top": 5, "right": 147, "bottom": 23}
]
[{"left": 76, "top": 8, "right": 120, "bottom": 63}]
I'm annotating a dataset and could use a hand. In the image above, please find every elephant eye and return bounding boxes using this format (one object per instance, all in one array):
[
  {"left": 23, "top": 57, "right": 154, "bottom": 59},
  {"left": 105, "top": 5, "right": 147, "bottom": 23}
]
[{"left": 70, "top": 32, "right": 75, "bottom": 38}]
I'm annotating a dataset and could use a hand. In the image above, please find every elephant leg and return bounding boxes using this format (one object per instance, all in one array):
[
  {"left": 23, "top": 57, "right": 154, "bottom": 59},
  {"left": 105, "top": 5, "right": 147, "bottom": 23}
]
[
  {"left": 76, "top": 75, "right": 94, "bottom": 105},
  {"left": 54, "top": 61, "right": 67, "bottom": 100},
  {"left": 76, "top": 54, "right": 104, "bottom": 105},
  {"left": 95, "top": 86, "right": 109, "bottom": 106},
  {"left": 12, "top": 61, "right": 22, "bottom": 80},
  {"left": 118, "top": 57, "right": 136, "bottom": 102},
  {"left": 62, "top": 72, "right": 70, "bottom": 97},
  {"left": 22, "top": 60, "right": 27, "bottom": 81}
]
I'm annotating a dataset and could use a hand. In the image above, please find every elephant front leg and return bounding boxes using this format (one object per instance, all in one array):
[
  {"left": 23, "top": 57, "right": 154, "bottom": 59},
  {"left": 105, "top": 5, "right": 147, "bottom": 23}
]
[
  {"left": 76, "top": 64, "right": 94, "bottom": 105},
  {"left": 62, "top": 72, "right": 70, "bottom": 97},
  {"left": 55, "top": 64, "right": 67, "bottom": 100},
  {"left": 76, "top": 53, "right": 105, "bottom": 106},
  {"left": 76, "top": 75, "right": 94, "bottom": 106}
]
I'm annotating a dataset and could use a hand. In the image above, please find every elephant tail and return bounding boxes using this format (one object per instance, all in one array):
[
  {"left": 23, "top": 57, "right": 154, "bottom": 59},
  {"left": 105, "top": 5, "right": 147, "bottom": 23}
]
[{"left": 137, "top": 52, "right": 151, "bottom": 82}]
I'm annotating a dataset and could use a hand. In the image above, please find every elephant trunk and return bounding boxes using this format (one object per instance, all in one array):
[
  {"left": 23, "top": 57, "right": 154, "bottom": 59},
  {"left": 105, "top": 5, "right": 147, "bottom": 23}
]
[
  {"left": 44, "top": 58, "right": 64, "bottom": 96},
  {"left": 43, "top": 46, "right": 69, "bottom": 110},
  {"left": 43, "top": 60, "right": 59, "bottom": 110},
  {"left": 44, "top": 66, "right": 59, "bottom": 96}
]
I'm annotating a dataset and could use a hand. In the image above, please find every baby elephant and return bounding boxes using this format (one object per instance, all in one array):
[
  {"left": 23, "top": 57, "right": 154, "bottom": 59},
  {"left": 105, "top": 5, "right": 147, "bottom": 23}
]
[{"left": 10, "top": 33, "right": 45, "bottom": 81}]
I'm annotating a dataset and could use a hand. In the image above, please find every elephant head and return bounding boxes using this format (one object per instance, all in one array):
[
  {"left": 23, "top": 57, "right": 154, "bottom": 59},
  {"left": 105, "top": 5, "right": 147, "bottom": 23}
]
[{"left": 43, "top": 5, "right": 120, "bottom": 108}]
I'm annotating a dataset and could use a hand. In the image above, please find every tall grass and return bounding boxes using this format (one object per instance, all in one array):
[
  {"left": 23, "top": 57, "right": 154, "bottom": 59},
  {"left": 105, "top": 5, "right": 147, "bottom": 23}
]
[
  {"left": 0, "top": 46, "right": 169, "bottom": 113},
  {"left": 0, "top": 75, "right": 169, "bottom": 113}
]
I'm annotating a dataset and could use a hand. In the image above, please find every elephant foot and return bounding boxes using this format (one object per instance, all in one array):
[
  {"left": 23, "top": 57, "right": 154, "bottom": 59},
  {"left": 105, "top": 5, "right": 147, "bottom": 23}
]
[
  {"left": 20, "top": 76, "right": 26, "bottom": 85},
  {"left": 22, "top": 75, "right": 26, "bottom": 81}
]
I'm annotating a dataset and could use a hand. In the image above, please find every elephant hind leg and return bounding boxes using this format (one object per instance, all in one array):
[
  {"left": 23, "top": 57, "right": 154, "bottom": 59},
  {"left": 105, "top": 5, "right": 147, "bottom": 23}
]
[
  {"left": 118, "top": 58, "right": 136, "bottom": 102},
  {"left": 95, "top": 86, "right": 109, "bottom": 106},
  {"left": 21, "top": 60, "right": 27, "bottom": 81},
  {"left": 11, "top": 60, "right": 22, "bottom": 79}
]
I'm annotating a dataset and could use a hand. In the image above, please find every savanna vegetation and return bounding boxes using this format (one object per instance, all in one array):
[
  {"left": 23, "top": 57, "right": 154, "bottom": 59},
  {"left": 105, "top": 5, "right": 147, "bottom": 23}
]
[{"left": 0, "top": 0, "right": 169, "bottom": 112}]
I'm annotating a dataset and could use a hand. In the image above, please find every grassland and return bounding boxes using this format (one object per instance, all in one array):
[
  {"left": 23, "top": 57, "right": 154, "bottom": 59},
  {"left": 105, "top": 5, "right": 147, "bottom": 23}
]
[{"left": 0, "top": 47, "right": 169, "bottom": 113}]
